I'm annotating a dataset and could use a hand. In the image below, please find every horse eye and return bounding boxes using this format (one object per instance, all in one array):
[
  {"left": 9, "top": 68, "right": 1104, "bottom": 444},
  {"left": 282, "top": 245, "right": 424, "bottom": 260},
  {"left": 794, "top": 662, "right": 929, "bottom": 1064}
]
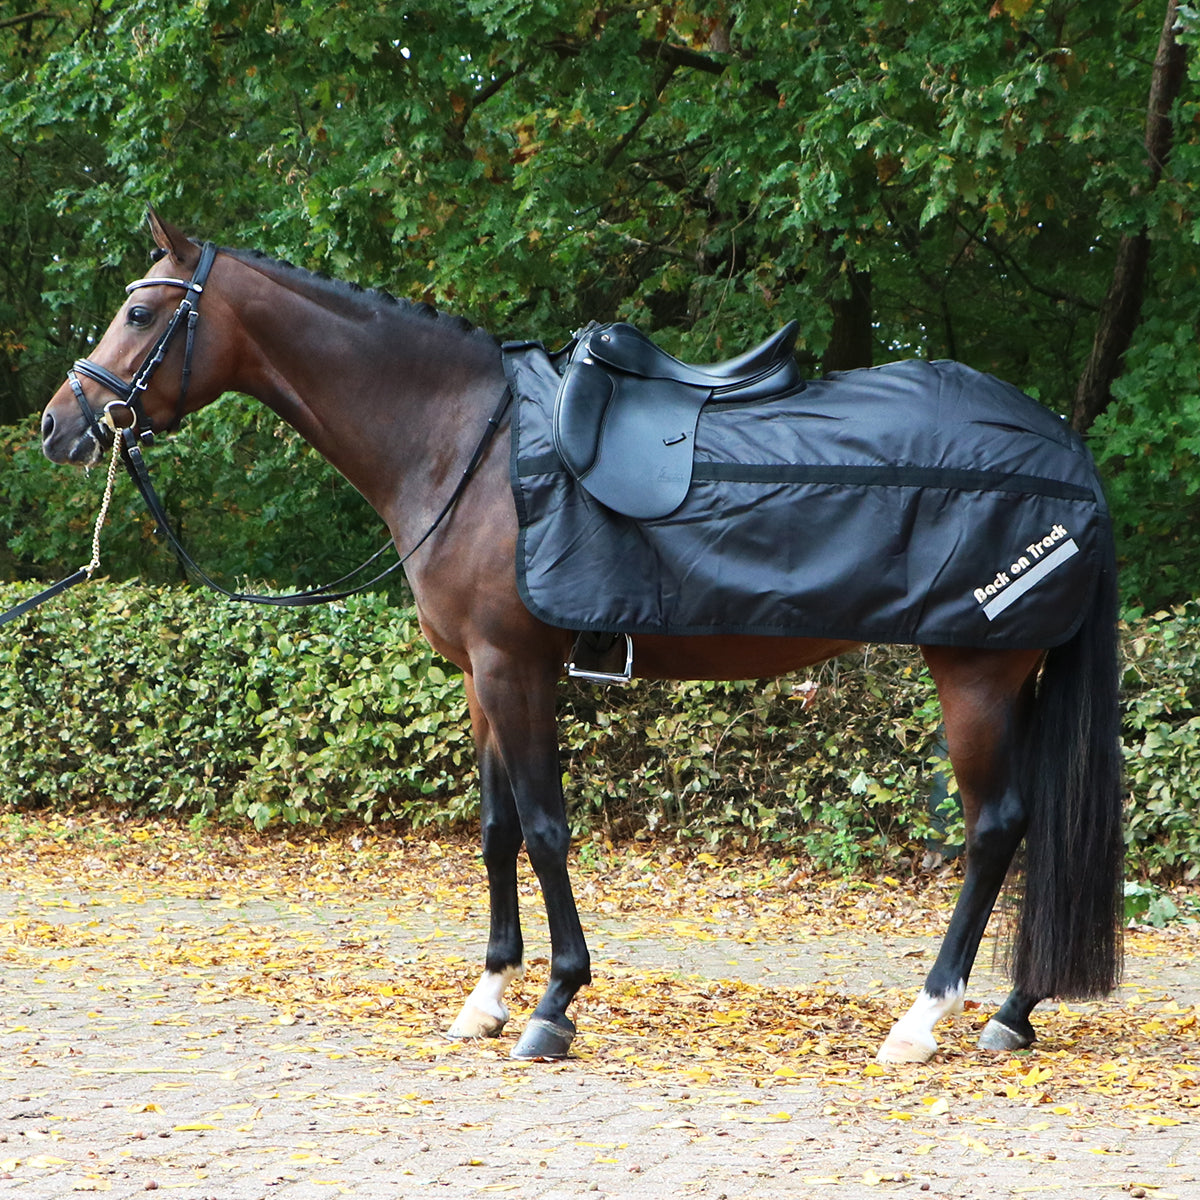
[{"left": 127, "top": 305, "right": 154, "bottom": 328}]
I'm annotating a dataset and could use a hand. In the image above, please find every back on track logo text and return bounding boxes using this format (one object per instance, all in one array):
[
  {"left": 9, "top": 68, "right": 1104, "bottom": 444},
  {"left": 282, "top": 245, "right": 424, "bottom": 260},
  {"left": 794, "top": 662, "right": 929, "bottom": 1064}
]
[{"left": 974, "top": 524, "right": 1078, "bottom": 621}]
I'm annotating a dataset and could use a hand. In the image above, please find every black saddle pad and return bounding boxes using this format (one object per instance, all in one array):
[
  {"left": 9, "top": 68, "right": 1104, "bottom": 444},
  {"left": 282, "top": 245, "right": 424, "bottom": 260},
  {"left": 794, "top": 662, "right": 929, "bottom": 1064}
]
[{"left": 504, "top": 344, "right": 1109, "bottom": 650}]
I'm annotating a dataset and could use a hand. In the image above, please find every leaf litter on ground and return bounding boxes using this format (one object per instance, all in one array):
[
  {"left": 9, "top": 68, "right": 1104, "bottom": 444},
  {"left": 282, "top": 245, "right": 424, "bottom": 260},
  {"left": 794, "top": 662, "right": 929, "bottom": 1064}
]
[{"left": 1, "top": 809, "right": 1196, "bottom": 1128}]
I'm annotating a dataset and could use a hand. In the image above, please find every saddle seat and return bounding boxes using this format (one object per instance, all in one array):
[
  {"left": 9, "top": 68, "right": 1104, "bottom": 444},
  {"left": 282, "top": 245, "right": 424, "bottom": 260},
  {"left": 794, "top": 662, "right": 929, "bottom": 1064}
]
[
  {"left": 580, "top": 320, "right": 800, "bottom": 395},
  {"left": 553, "top": 320, "right": 801, "bottom": 520}
]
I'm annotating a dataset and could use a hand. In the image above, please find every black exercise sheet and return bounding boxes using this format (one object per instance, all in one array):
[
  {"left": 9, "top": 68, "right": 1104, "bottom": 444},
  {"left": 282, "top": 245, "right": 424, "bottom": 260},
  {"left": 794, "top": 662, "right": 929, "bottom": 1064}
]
[{"left": 505, "top": 344, "right": 1109, "bottom": 650}]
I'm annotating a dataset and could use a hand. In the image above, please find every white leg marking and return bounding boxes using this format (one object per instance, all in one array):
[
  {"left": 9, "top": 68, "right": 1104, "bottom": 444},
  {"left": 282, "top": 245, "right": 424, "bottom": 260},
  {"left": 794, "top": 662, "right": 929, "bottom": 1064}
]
[
  {"left": 876, "top": 981, "right": 966, "bottom": 1064},
  {"left": 447, "top": 965, "right": 524, "bottom": 1039}
]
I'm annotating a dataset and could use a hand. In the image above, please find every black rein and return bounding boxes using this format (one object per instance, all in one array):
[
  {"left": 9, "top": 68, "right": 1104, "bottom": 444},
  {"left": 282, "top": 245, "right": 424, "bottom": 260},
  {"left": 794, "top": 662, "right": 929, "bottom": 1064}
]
[{"left": 117, "top": 382, "right": 512, "bottom": 608}]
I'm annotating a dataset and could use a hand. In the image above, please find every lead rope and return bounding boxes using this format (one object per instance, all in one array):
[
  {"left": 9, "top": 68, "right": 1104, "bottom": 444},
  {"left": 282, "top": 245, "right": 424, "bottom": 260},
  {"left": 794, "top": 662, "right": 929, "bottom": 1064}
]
[
  {"left": 83, "top": 422, "right": 126, "bottom": 577},
  {"left": 0, "top": 419, "right": 128, "bottom": 630}
]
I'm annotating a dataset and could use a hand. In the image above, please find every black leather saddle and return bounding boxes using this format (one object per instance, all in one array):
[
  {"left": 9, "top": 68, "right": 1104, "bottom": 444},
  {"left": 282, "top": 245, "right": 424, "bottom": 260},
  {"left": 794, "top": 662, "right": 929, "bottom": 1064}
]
[{"left": 553, "top": 321, "right": 801, "bottom": 519}]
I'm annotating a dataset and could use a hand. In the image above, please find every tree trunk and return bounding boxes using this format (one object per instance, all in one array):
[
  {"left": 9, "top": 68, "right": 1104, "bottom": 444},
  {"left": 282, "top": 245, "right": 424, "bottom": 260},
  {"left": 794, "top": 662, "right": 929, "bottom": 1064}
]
[
  {"left": 1071, "top": 0, "right": 1187, "bottom": 432},
  {"left": 822, "top": 264, "right": 874, "bottom": 373}
]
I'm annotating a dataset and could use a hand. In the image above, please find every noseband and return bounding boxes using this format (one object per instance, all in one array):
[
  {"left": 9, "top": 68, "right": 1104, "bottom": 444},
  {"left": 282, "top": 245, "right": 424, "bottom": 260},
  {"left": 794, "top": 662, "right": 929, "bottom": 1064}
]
[{"left": 67, "top": 241, "right": 219, "bottom": 447}]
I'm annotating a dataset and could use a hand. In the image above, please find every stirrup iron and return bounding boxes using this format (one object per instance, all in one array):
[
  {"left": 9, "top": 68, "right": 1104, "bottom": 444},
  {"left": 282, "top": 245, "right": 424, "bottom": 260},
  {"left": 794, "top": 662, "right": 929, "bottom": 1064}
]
[{"left": 567, "top": 632, "right": 633, "bottom": 684}]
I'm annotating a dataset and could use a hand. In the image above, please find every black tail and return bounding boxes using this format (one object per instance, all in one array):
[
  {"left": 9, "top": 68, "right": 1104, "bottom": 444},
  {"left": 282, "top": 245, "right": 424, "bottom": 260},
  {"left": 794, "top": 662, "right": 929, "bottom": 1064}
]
[{"left": 1013, "top": 531, "right": 1124, "bottom": 999}]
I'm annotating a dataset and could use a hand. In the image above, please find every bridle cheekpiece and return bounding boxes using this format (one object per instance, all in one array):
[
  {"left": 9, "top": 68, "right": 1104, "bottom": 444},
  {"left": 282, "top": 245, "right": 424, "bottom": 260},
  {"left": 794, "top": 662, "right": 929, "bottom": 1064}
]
[{"left": 67, "top": 241, "right": 219, "bottom": 448}]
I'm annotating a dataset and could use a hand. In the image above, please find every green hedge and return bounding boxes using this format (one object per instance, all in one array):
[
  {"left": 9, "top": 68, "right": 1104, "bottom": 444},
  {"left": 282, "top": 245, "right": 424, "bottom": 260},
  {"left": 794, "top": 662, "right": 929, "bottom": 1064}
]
[{"left": 1, "top": 581, "right": 1197, "bottom": 879}]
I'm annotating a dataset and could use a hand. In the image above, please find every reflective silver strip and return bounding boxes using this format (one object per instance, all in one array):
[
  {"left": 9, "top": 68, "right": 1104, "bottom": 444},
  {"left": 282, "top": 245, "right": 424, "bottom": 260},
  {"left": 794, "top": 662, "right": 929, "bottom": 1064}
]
[{"left": 983, "top": 538, "right": 1079, "bottom": 620}]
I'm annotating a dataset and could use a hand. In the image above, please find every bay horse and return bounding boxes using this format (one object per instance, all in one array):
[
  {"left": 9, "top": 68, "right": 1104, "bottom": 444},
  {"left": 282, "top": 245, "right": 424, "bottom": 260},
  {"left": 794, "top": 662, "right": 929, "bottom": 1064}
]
[{"left": 40, "top": 213, "right": 1124, "bottom": 1064}]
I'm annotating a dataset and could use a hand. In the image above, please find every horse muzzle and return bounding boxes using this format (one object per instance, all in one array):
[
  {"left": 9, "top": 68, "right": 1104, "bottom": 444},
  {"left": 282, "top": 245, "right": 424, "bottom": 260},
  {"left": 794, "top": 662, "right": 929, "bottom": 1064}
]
[{"left": 41, "top": 393, "right": 106, "bottom": 467}]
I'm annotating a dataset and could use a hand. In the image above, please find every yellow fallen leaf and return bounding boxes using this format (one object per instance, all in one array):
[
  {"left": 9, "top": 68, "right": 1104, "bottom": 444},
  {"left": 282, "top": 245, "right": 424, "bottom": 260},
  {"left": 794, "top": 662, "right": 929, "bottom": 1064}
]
[{"left": 173, "top": 1122, "right": 215, "bottom": 1132}]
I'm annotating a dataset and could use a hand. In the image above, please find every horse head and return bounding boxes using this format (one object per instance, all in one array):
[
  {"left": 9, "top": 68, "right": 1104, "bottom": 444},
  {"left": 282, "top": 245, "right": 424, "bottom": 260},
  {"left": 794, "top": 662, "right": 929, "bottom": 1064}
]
[{"left": 41, "top": 210, "right": 231, "bottom": 466}]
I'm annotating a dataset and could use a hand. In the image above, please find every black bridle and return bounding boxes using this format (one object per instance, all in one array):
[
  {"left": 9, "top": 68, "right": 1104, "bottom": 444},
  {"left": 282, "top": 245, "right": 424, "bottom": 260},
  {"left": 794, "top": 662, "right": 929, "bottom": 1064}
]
[{"left": 68, "top": 241, "right": 219, "bottom": 448}]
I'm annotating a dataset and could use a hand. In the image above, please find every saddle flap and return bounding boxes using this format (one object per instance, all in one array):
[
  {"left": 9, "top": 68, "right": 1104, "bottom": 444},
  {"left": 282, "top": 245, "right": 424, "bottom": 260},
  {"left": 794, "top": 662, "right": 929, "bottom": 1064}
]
[
  {"left": 553, "top": 360, "right": 614, "bottom": 479},
  {"left": 574, "top": 375, "right": 707, "bottom": 520},
  {"left": 553, "top": 356, "right": 709, "bottom": 520}
]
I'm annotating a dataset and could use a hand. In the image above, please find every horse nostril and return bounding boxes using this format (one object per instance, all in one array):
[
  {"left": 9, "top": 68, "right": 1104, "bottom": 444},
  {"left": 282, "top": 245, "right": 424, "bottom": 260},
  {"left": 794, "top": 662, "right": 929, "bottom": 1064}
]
[{"left": 41, "top": 410, "right": 55, "bottom": 443}]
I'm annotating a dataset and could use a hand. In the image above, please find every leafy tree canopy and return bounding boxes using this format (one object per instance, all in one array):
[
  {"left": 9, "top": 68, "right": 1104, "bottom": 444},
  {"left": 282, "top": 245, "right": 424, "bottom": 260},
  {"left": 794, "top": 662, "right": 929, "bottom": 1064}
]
[{"left": 1, "top": 1, "right": 1197, "bottom": 606}]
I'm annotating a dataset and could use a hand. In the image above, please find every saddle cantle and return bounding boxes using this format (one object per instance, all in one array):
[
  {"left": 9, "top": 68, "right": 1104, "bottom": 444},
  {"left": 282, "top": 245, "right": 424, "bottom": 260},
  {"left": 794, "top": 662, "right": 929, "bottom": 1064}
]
[{"left": 553, "top": 321, "right": 801, "bottom": 519}]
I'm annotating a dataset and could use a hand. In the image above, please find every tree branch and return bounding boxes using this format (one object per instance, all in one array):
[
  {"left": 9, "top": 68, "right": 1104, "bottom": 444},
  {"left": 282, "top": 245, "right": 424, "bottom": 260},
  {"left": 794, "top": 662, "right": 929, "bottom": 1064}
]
[
  {"left": 0, "top": 10, "right": 52, "bottom": 31},
  {"left": 603, "top": 63, "right": 675, "bottom": 170},
  {"left": 1070, "top": 0, "right": 1188, "bottom": 432}
]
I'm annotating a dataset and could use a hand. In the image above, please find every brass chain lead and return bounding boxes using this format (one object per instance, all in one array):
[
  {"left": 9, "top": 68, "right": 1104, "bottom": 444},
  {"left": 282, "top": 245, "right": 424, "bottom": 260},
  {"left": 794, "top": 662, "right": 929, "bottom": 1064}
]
[{"left": 84, "top": 427, "right": 125, "bottom": 577}]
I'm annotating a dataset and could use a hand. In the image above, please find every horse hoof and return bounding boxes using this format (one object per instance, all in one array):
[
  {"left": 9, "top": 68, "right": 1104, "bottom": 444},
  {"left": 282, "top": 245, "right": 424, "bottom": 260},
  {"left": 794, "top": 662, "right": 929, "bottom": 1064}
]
[
  {"left": 447, "top": 1003, "right": 507, "bottom": 1040},
  {"left": 876, "top": 1029, "right": 937, "bottom": 1064},
  {"left": 977, "top": 1018, "right": 1035, "bottom": 1052},
  {"left": 510, "top": 1016, "right": 576, "bottom": 1061}
]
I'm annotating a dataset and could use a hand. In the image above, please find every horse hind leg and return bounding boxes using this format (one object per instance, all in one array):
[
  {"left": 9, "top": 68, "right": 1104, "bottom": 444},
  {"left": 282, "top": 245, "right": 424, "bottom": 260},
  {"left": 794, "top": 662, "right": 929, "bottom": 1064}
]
[
  {"left": 877, "top": 647, "right": 1041, "bottom": 1064},
  {"left": 977, "top": 986, "right": 1041, "bottom": 1051},
  {"left": 965, "top": 555, "right": 1125, "bottom": 1057}
]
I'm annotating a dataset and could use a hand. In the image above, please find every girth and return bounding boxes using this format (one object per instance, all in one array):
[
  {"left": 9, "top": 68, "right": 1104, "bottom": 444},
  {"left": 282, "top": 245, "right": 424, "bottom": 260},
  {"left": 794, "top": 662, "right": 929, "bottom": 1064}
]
[{"left": 553, "top": 321, "right": 801, "bottom": 519}]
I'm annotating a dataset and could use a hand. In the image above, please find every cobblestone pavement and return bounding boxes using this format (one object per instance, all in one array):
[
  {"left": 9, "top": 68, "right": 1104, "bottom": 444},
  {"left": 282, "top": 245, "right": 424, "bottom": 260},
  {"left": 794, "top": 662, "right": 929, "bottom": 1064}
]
[{"left": 1, "top": 877, "right": 1197, "bottom": 1199}]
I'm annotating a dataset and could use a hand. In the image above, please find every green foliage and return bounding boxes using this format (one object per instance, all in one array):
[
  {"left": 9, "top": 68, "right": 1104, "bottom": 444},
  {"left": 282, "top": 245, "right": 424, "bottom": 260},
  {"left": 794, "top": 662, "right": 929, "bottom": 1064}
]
[
  {"left": 558, "top": 666, "right": 952, "bottom": 873},
  {"left": 1122, "top": 880, "right": 1197, "bottom": 928},
  {"left": 1120, "top": 601, "right": 1200, "bottom": 882},
  {"left": 0, "top": 581, "right": 953, "bottom": 863},
  {"left": 2, "top": 581, "right": 1197, "bottom": 881},
  {"left": 1090, "top": 303, "right": 1200, "bottom": 612},
  {"left": 0, "top": 585, "right": 464, "bottom": 831}
]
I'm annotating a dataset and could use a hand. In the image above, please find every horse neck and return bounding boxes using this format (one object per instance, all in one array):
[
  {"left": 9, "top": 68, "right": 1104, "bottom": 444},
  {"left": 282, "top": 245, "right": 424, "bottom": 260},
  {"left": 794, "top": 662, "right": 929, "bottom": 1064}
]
[{"left": 223, "top": 257, "right": 505, "bottom": 528}]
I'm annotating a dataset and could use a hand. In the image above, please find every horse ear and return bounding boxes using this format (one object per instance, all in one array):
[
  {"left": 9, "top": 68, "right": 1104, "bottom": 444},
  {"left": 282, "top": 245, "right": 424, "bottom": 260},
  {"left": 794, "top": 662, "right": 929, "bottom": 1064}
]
[{"left": 146, "top": 207, "right": 199, "bottom": 268}]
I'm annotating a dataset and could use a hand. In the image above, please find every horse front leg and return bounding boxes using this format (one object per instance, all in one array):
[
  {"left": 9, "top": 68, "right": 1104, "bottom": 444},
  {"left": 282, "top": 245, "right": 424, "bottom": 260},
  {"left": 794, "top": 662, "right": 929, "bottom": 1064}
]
[
  {"left": 877, "top": 647, "right": 1041, "bottom": 1064},
  {"left": 467, "top": 656, "right": 590, "bottom": 1060},
  {"left": 448, "top": 677, "right": 525, "bottom": 1040}
]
